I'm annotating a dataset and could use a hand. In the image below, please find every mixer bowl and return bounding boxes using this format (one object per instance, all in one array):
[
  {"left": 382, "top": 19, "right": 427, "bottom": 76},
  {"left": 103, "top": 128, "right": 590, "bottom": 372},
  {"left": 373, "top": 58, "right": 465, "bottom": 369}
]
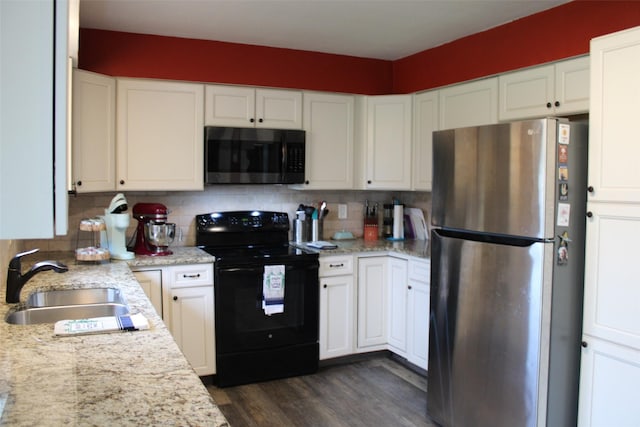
[{"left": 144, "top": 223, "right": 176, "bottom": 248}]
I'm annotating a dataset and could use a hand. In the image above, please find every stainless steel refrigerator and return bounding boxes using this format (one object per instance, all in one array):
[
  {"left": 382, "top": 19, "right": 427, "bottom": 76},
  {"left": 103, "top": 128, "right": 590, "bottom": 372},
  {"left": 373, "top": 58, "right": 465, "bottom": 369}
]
[{"left": 428, "top": 118, "right": 588, "bottom": 427}]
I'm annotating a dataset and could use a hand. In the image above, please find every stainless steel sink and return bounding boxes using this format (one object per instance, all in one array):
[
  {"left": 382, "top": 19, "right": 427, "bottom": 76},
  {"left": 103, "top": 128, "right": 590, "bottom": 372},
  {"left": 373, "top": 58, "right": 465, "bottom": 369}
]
[
  {"left": 5, "top": 303, "right": 130, "bottom": 325},
  {"left": 26, "top": 287, "right": 126, "bottom": 308}
]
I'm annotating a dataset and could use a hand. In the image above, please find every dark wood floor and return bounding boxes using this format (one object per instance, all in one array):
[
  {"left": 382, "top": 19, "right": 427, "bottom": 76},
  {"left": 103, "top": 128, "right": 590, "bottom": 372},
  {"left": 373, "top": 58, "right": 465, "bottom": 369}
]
[{"left": 206, "top": 353, "right": 438, "bottom": 427}]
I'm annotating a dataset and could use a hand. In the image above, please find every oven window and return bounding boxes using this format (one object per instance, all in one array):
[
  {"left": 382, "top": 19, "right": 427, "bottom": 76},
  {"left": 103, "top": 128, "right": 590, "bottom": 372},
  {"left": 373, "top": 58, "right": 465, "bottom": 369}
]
[{"left": 215, "top": 261, "right": 319, "bottom": 353}]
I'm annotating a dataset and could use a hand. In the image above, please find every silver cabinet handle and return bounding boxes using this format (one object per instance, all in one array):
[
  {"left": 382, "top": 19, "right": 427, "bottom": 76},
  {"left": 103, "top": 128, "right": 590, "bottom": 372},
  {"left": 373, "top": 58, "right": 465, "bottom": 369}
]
[
  {"left": 329, "top": 263, "right": 344, "bottom": 268},
  {"left": 183, "top": 273, "right": 201, "bottom": 278}
]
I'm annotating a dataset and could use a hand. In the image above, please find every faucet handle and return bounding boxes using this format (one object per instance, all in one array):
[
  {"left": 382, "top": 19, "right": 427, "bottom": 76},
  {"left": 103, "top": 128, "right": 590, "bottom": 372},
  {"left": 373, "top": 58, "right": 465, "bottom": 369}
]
[{"left": 9, "top": 248, "right": 39, "bottom": 270}]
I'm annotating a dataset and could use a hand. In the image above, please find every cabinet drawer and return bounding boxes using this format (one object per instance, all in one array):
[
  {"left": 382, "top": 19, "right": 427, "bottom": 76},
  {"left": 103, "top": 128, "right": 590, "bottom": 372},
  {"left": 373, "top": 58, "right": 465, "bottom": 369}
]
[
  {"left": 169, "top": 264, "right": 213, "bottom": 287},
  {"left": 319, "top": 255, "right": 354, "bottom": 277},
  {"left": 408, "top": 259, "right": 430, "bottom": 283}
]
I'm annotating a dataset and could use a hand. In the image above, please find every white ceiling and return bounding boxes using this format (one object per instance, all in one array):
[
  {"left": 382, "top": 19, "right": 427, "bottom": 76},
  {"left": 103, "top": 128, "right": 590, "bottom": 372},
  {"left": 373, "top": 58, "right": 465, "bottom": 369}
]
[{"left": 79, "top": 0, "right": 570, "bottom": 61}]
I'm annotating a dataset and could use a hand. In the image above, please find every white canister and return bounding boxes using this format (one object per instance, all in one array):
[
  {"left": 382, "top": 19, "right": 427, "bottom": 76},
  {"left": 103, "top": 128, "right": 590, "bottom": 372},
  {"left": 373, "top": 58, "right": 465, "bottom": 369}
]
[{"left": 393, "top": 204, "right": 404, "bottom": 240}]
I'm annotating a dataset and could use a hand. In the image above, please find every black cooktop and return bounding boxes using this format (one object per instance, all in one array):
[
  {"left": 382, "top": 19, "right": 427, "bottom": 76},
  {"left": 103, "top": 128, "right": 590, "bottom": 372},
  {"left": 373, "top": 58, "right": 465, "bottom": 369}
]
[{"left": 196, "top": 210, "right": 318, "bottom": 264}]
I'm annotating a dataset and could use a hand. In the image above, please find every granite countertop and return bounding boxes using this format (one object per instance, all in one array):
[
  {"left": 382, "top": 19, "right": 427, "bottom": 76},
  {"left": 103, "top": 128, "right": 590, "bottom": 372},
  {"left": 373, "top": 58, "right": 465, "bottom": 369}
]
[
  {"left": 294, "top": 237, "right": 431, "bottom": 259},
  {"left": 0, "top": 247, "right": 227, "bottom": 426}
]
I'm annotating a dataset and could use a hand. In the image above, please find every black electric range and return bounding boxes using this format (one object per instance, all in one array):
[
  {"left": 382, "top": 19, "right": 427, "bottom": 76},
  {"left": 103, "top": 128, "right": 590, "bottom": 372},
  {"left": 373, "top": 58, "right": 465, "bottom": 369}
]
[{"left": 195, "top": 210, "right": 320, "bottom": 387}]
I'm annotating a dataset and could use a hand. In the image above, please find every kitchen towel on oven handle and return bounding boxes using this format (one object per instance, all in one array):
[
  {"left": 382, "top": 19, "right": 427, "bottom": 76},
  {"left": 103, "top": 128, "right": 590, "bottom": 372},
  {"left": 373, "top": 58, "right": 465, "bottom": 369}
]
[{"left": 263, "top": 265, "right": 285, "bottom": 315}]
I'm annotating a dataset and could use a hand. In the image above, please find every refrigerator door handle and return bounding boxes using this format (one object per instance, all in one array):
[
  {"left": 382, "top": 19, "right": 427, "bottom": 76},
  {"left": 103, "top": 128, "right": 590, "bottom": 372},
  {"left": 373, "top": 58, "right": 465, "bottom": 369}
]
[{"left": 434, "top": 228, "right": 543, "bottom": 247}]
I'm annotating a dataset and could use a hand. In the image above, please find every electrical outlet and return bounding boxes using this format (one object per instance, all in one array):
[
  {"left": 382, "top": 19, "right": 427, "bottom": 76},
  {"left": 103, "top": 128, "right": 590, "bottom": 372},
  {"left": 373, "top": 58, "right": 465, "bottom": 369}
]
[{"left": 338, "top": 204, "right": 348, "bottom": 219}]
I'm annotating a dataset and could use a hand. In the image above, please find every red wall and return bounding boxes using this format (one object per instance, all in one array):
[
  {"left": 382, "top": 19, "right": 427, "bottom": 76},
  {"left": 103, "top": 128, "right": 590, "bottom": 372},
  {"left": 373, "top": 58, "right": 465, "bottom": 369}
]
[
  {"left": 79, "top": 29, "right": 394, "bottom": 95},
  {"left": 393, "top": 0, "right": 640, "bottom": 93},
  {"left": 79, "top": 1, "right": 640, "bottom": 95}
]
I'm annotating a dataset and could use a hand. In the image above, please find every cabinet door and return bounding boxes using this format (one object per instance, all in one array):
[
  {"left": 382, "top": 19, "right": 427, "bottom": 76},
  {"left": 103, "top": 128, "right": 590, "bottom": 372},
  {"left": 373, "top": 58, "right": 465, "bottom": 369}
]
[
  {"left": 204, "top": 85, "right": 255, "bottom": 127},
  {"left": 357, "top": 257, "right": 387, "bottom": 349},
  {"left": 319, "top": 275, "right": 354, "bottom": 360},
  {"left": 387, "top": 257, "right": 408, "bottom": 353},
  {"left": 296, "top": 92, "right": 354, "bottom": 189},
  {"left": 72, "top": 70, "right": 116, "bottom": 192},
  {"left": 256, "top": 88, "right": 302, "bottom": 129},
  {"left": 407, "top": 279, "right": 430, "bottom": 370},
  {"left": 439, "top": 77, "right": 498, "bottom": 130},
  {"left": 117, "top": 79, "right": 204, "bottom": 191},
  {"left": 412, "top": 90, "right": 438, "bottom": 191},
  {"left": 498, "top": 64, "right": 554, "bottom": 121},
  {"left": 166, "top": 286, "right": 215, "bottom": 376},
  {"left": 1, "top": 0, "right": 68, "bottom": 238},
  {"left": 365, "top": 95, "right": 412, "bottom": 190},
  {"left": 588, "top": 27, "right": 640, "bottom": 203},
  {"left": 554, "top": 56, "right": 590, "bottom": 115},
  {"left": 578, "top": 337, "right": 640, "bottom": 427},
  {"left": 583, "top": 203, "right": 640, "bottom": 350},
  {"left": 132, "top": 269, "right": 163, "bottom": 317}
]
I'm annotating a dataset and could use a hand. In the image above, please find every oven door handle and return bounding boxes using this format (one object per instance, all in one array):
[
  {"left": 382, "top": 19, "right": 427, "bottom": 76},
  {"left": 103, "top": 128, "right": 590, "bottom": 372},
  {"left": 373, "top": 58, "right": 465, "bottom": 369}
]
[{"left": 216, "top": 263, "right": 318, "bottom": 274}]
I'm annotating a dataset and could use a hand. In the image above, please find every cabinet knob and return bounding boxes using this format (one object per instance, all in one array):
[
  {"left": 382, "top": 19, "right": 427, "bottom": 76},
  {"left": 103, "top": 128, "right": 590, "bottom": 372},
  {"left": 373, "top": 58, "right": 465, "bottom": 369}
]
[
  {"left": 408, "top": 285, "right": 412, "bottom": 290},
  {"left": 546, "top": 102, "right": 552, "bottom": 108},
  {"left": 250, "top": 118, "right": 255, "bottom": 123},
  {"left": 587, "top": 186, "right": 594, "bottom": 193},
  {"left": 173, "top": 296, "right": 178, "bottom": 301},
  {"left": 323, "top": 284, "right": 327, "bottom": 289},
  {"left": 581, "top": 341, "right": 588, "bottom": 348},
  {"left": 119, "top": 179, "right": 125, "bottom": 185},
  {"left": 305, "top": 180, "right": 310, "bottom": 185},
  {"left": 77, "top": 180, "right": 82, "bottom": 186},
  {"left": 586, "top": 211, "right": 593, "bottom": 218},
  {"left": 367, "top": 180, "right": 372, "bottom": 184},
  {"left": 555, "top": 101, "right": 560, "bottom": 107},
  {"left": 259, "top": 118, "right": 264, "bottom": 123}
]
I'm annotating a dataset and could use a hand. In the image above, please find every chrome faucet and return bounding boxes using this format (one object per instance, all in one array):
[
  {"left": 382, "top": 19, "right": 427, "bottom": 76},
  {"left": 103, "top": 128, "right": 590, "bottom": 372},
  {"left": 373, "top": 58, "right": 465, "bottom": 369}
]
[{"left": 5, "top": 248, "right": 68, "bottom": 303}]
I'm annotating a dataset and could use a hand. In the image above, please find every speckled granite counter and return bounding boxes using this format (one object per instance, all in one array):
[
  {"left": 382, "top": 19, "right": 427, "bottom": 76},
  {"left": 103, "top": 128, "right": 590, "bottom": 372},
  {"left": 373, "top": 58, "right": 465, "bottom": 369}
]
[
  {"left": 293, "top": 238, "right": 430, "bottom": 259},
  {"left": 0, "top": 247, "right": 227, "bottom": 426}
]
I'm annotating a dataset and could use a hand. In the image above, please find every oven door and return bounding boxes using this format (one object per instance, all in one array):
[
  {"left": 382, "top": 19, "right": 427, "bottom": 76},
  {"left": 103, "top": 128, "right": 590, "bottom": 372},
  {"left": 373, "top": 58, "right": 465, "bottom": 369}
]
[{"left": 215, "top": 257, "right": 319, "bottom": 354}]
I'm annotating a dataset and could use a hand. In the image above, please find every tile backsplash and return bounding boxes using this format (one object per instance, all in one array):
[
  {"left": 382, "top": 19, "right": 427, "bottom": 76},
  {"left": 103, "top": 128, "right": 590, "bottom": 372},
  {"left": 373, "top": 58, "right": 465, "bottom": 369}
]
[{"left": 23, "top": 186, "right": 431, "bottom": 252}]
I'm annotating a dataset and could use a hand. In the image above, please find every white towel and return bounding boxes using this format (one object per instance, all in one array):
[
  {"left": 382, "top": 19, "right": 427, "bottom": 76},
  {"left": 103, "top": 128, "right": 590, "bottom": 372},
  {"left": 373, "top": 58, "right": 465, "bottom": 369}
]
[
  {"left": 54, "top": 313, "right": 150, "bottom": 336},
  {"left": 263, "top": 265, "right": 285, "bottom": 315}
]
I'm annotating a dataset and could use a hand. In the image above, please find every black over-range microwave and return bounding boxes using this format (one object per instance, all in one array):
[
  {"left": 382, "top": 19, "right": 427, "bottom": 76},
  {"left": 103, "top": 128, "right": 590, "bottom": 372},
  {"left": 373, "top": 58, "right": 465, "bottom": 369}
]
[{"left": 204, "top": 126, "right": 306, "bottom": 184}]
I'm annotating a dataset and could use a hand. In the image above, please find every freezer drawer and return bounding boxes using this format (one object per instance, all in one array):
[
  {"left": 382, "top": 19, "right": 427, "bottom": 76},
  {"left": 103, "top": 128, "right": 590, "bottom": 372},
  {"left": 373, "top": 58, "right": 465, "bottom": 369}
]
[{"left": 428, "top": 229, "right": 548, "bottom": 427}]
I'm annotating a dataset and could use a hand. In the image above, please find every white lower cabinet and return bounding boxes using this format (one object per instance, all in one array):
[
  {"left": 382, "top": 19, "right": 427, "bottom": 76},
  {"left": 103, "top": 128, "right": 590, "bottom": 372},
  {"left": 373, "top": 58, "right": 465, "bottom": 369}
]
[
  {"left": 387, "top": 257, "right": 409, "bottom": 354},
  {"left": 319, "top": 255, "right": 355, "bottom": 360},
  {"left": 578, "top": 337, "right": 640, "bottom": 427},
  {"left": 165, "top": 285, "right": 215, "bottom": 376},
  {"left": 357, "top": 256, "right": 388, "bottom": 350},
  {"left": 319, "top": 253, "right": 429, "bottom": 369},
  {"left": 406, "top": 258, "right": 430, "bottom": 370},
  {"left": 132, "top": 263, "right": 215, "bottom": 376}
]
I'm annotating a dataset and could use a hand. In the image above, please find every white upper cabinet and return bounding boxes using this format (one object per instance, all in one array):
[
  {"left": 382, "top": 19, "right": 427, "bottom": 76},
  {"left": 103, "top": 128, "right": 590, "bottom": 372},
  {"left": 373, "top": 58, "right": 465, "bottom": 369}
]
[
  {"left": 0, "top": 0, "right": 69, "bottom": 238},
  {"left": 362, "top": 95, "right": 412, "bottom": 190},
  {"left": 582, "top": 203, "right": 640, "bottom": 350},
  {"left": 116, "top": 78, "right": 204, "bottom": 191},
  {"left": 498, "top": 56, "right": 589, "bottom": 121},
  {"left": 72, "top": 70, "right": 116, "bottom": 193},
  {"left": 588, "top": 27, "right": 640, "bottom": 203},
  {"left": 439, "top": 77, "right": 498, "bottom": 130},
  {"left": 205, "top": 85, "right": 302, "bottom": 129},
  {"left": 412, "top": 90, "right": 439, "bottom": 191},
  {"left": 293, "top": 92, "right": 354, "bottom": 189}
]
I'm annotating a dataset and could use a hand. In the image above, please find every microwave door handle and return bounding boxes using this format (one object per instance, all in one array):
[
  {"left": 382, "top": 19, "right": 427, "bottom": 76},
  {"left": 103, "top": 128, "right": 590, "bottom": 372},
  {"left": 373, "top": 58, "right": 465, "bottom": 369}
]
[{"left": 281, "top": 141, "right": 288, "bottom": 180}]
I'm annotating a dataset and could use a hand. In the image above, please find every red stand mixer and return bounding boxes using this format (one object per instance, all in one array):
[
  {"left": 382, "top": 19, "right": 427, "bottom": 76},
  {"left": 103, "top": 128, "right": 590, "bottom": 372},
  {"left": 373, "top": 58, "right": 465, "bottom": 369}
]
[{"left": 131, "top": 203, "right": 176, "bottom": 256}]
